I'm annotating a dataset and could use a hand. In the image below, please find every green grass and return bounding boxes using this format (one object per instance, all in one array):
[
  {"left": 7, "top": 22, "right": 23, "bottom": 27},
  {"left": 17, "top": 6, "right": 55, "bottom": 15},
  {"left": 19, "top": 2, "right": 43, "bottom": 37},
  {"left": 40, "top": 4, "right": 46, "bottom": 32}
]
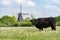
[{"left": 0, "top": 26, "right": 60, "bottom": 40}]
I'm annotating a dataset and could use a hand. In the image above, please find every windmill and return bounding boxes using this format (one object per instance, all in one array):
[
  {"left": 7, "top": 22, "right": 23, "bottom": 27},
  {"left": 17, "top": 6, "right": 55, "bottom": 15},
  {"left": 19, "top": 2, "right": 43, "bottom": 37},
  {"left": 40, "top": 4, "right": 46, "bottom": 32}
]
[{"left": 17, "top": 4, "right": 29, "bottom": 22}]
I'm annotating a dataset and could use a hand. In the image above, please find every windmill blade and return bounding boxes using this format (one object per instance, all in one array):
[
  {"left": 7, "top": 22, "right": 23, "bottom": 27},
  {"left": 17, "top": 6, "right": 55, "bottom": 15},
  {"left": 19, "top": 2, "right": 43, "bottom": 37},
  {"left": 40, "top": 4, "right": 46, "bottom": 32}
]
[{"left": 22, "top": 13, "right": 30, "bottom": 15}]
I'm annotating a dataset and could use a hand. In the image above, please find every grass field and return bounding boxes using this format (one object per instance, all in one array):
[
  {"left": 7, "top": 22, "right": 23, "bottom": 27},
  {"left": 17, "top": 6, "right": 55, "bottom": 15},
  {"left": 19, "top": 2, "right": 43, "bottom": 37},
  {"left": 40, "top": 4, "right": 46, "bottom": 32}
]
[{"left": 0, "top": 26, "right": 60, "bottom": 40}]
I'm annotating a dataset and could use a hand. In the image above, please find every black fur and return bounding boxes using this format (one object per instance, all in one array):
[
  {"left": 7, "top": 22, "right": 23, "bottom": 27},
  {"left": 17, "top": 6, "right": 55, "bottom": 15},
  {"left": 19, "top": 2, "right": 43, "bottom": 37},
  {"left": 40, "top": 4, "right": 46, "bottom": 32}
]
[{"left": 30, "top": 17, "right": 56, "bottom": 31}]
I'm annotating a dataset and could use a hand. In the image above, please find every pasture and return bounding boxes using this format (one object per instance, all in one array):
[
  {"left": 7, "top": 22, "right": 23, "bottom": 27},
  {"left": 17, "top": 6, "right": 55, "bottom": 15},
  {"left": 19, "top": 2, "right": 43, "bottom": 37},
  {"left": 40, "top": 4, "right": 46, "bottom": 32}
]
[{"left": 0, "top": 26, "right": 60, "bottom": 40}]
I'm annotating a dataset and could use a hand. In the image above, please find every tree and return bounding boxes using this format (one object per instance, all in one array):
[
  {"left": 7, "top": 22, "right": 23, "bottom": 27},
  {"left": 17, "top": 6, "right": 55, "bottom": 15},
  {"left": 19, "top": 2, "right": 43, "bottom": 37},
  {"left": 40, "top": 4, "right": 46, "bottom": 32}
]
[
  {"left": 0, "top": 15, "right": 17, "bottom": 26},
  {"left": 31, "top": 14, "right": 35, "bottom": 19},
  {"left": 10, "top": 15, "right": 17, "bottom": 25},
  {"left": 24, "top": 17, "right": 30, "bottom": 22},
  {"left": 0, "top": 15, "right": 10, "bottom": 26},
  {"left": 55, "top": 16, "right": 60, "bottom": 22}
]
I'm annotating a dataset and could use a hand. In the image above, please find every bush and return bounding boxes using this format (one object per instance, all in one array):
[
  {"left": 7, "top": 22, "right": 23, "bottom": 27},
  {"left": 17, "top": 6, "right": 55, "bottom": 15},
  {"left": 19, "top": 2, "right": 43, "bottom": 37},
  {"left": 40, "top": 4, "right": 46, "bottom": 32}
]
[
  {"left": 0, "top": 22, "right": 8, "bottom": 27},
  {"left": 21, "top": 22, "right": 32, "bottom": 26},
  {"left": 56, "top": 21, "right": 60, "bottom": 26},
  {"left": 13, "top": 22, "right": 21, "bottom": 26}
]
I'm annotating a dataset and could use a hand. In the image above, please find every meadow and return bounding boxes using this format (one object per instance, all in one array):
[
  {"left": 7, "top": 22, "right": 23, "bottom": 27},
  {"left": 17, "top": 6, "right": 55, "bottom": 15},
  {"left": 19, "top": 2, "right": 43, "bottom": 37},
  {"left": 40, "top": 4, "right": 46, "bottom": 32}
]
[{"left": 0, "top": 26, "right": 60, "bottom": 40}]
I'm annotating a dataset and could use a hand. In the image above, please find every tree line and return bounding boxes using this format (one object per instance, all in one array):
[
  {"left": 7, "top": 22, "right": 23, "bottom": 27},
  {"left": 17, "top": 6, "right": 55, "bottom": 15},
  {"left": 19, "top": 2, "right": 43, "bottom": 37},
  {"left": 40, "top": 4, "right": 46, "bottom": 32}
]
[
  {"left": 0, "top": 15, "right": 60, "bottom": 27},
  {"left": 0, "top": 15, "right": 32, "bottom": 27}
]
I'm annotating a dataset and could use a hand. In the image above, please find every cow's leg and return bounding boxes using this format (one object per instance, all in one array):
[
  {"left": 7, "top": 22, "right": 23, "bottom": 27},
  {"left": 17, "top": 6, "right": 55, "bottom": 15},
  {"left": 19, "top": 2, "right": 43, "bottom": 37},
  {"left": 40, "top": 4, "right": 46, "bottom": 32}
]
[
  {"left": 51, "top": 24, "right": 56, "bottom": 31},
  {"left": 39, "top": 27, "right": 43, "bottom": 31}
]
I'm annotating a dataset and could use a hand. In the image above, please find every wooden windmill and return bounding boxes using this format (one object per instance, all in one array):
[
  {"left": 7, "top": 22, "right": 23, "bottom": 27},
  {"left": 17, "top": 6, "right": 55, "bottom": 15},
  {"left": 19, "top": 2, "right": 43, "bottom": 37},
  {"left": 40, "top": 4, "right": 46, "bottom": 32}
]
[{"left": 17, "top": 5, "right": 29, "bottom": 22}]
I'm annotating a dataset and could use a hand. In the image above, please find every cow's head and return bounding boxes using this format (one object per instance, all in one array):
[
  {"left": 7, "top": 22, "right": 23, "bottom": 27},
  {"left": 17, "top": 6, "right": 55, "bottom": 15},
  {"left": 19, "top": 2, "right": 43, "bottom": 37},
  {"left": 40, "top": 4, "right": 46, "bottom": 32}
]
[{"left": 30, "top": 19, "right": 37, "bottom": 25}]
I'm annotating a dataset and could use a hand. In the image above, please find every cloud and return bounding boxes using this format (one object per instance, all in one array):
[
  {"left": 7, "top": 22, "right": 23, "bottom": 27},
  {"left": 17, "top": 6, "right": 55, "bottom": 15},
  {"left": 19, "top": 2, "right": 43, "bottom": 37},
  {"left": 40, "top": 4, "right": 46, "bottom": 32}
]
[
  {"left": 45, "top": 5, "right": 60, "bottom": 10},
  {"left": 50, "top": 0, "right": 60, "bottom": 4},
  {"left": 42, "top": 5, "right": 60, "bottom": 17},
  {"left": 1, "top": 0, "right": 35, "bottom": 7},
  {"left": 27, "top": 1, "right": 35, "bottom": 7},
  {"left": 0, "top": 7, "right": 20, "bottom": 17},
  {"left": 1, "top": 0, "right": 12, "bottom": 6},
  {"left": 14, "top": 0, "right": 35, "bottom": 7}
]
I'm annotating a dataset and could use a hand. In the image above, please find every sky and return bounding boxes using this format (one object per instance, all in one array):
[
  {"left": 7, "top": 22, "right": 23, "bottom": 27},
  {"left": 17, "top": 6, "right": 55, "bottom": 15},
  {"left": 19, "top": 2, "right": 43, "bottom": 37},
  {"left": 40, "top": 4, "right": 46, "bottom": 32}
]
[{"left": 0, "top": 0, "right": 60, "bottom": 18}]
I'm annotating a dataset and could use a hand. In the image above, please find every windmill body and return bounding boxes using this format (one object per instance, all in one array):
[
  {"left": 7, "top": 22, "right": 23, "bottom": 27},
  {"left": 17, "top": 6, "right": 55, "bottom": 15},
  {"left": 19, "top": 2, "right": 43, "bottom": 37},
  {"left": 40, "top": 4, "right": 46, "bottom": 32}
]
[{"left": 17, "top": 12, "right": 23, "bottom": 22}]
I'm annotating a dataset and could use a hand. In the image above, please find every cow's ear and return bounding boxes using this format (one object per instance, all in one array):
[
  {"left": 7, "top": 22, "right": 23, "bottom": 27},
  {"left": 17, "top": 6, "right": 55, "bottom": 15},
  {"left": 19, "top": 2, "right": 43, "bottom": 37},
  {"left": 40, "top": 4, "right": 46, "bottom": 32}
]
[{"left": 30, "top": 20, "right": 32, "bottom": 22}]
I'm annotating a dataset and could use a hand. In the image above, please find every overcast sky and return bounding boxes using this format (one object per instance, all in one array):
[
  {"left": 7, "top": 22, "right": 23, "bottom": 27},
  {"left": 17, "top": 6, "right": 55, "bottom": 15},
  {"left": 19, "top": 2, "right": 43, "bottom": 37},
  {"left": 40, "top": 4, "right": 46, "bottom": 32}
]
[{"left": 0, "top": 0, "right": 60, "bottom": 18}]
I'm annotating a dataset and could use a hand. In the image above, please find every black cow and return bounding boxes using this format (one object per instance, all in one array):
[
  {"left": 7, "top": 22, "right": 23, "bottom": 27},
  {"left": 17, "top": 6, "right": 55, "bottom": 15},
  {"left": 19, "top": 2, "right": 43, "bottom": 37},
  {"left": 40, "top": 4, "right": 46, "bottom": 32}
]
[{"left": 30, "top": 17, "right": 56, "bottom": 31}]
